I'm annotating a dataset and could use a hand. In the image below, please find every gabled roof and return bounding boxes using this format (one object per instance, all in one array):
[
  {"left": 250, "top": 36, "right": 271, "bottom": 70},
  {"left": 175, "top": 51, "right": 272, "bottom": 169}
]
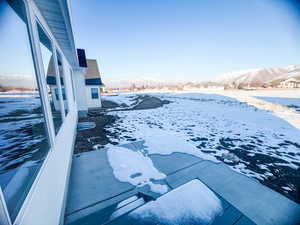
[
  {"left": 46, "top": 56, "right": 103, "bottom": 86},
  {"left": 86, "top": 59, "right": 100, "bottom": 79},
  {"left": 85, "top": 59, "right": 104, "bottom": 86}
]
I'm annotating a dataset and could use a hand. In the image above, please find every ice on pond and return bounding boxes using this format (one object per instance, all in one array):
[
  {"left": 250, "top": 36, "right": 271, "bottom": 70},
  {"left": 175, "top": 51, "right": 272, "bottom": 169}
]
[{"left": 129, "top": 179, "right": 223, "bottom": 225}]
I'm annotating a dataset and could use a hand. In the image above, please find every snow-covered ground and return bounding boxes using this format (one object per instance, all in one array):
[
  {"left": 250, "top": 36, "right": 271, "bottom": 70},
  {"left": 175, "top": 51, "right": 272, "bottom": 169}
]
[{"left": 104, "top": 91, "right": 300, "bottom": 199}]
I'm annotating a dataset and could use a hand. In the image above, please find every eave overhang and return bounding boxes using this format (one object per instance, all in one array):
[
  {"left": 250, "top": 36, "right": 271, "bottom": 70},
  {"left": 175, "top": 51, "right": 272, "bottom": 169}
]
[{"left": 33, "top": 0, "right": 78, "bottom": 67}]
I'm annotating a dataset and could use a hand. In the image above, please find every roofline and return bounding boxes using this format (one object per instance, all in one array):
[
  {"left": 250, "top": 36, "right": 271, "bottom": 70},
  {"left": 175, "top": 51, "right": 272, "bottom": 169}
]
[{"left": 57, "top": 0, "right": 78, "bottom": 67}]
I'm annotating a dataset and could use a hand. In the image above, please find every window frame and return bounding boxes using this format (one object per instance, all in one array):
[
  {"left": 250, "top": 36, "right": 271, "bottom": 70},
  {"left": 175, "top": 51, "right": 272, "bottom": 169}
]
[
  {"left": 70, "top": 69, "right": 76, "bottom": 101},
  {"left": 0, "top": 0, "right": 54, "bottom": 223},
  {"left": 4, "top": 0, "right": 79, "bottom": 224},
  {"left": 56, "top": 50, "right": 69, "bottom": 116},
  {"left": 91, "top": 87, "right": 99, "bottom": 99},
  {"left": 36, "top": 20, "right": 67, "bottom": 132}
]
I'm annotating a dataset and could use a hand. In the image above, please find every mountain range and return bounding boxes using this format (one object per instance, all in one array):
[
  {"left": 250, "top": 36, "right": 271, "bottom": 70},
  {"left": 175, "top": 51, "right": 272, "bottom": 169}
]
[
  {"left": 1, "top": 64, "right": 300, "bottom": 90},
  {"left": 213, "top": 64, "right": 300, "bottom": 87},
  {"left": 106, "top": 64, "right": 300, "bottom": 88}
]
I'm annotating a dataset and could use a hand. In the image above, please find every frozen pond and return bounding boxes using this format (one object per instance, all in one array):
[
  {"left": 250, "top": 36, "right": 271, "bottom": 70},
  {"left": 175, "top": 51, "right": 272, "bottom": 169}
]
[{"left": 254, "top": 96, "right": 300, "bottom": 113}]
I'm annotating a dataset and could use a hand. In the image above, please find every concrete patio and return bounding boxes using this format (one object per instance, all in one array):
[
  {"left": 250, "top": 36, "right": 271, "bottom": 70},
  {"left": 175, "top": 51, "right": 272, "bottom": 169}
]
[{"left": 65, "top": 142, "right": 300, "bottom": 225}]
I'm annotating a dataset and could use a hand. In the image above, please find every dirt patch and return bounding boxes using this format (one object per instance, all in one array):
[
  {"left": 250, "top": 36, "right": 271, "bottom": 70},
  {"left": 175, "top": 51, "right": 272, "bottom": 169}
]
[
  {"left": 74, "top": 95, "right": 170, "bottom": 154},
  {"left": 131, "top": 95, "right": 171, "bottom": 110},
  {"left": 74, "top": 111, "right": 119, "bottom": 154},
  {"left": 101, "top": 100, "right": 120, "bottom": 109}
]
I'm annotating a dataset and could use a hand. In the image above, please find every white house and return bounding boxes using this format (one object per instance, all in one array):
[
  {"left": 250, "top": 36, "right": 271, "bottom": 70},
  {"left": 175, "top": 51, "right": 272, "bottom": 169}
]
[
  {"left": 280, "top": 78, "right": 300, "bottom": 88},
  {"left": 84, "top": 59, "right": 104, "bottom": 109},
  {"left": 47, "top": 55, "right": 104, "bottom": 112},
  {"left": 0, "top": 0, "right": 92, "bottom": 224}
]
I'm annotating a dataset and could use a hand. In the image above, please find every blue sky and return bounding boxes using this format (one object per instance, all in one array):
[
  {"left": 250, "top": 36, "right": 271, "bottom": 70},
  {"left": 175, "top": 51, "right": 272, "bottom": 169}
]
[
  {"left": 1, "top": 0, "right": 300, "bottom": 83},
  {"left": 71, "top": 0, "right": 300, "bottom": 82}
]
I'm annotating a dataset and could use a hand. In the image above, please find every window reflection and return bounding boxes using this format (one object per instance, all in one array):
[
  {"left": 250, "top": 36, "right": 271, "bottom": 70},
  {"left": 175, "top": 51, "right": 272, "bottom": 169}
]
[
  {"left": 37, "top": 23, "right": 63, "bottom": 134},
  {"left": 0, "top": 0, "right": 50, "bottom": 221}
]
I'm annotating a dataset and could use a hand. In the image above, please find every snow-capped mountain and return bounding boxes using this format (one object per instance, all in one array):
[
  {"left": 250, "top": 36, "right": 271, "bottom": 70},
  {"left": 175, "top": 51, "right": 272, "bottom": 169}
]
[{"left": 214, "top": 64, "right": 300, "bottom": 86}]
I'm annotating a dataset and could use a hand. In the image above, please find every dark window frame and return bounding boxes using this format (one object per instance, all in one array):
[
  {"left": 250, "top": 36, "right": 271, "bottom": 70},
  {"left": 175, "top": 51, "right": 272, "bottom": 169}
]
[{"left": 91, "top": 87, "right": 99, "bottom": 99}]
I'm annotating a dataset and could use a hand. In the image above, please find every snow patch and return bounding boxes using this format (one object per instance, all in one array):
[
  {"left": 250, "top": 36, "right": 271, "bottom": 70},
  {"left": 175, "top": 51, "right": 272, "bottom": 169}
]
[
  {"left": 107, "top": 146, "right": 168, "bottom": 194},
  {"left": 142, "top": 128, "right": 219, "bottom": 162},
  {"left": 130, "top": 179, "right": 223, "bottom": 225}
]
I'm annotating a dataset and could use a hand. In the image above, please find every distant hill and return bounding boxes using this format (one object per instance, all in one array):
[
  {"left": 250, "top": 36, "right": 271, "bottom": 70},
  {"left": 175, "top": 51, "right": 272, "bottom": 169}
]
[
  {"left": 0, "top": 74, "right": 37, "bottom": 90},
  {"left": 105, "top": 78, "right": 179, "bottom": 88},
  {"left": 213, "top": 64, "right": 300, "bottom": 87}
]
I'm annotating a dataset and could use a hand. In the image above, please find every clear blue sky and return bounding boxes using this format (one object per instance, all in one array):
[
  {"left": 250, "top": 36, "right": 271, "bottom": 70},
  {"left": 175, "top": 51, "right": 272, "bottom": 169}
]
[{"left": 71, "top": 0, "right": 300, "bottom": 82}]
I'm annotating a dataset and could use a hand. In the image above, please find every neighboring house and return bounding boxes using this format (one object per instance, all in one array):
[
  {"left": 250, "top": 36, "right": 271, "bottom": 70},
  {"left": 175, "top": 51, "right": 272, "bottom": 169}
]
[
  {"left": 47, "top": 56, "right": 104, "bottom": 111},
  {"left": 85, "top": 59, "right": 104, "bottom": 109},
  {"left": 46, "top": 56, "right": 68, "bottom": 111},
  {"left": 280, "top": 78, "right": 300, "bottom": 88}
]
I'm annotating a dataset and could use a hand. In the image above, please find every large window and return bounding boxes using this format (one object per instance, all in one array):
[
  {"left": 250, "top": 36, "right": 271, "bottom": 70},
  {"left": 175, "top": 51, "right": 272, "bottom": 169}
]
[
  {"left": 0, "top": 0, "right": 50, "bottom": 221},
  {"left": 37, "top": 23, "right": 64, "bottom": 134}
]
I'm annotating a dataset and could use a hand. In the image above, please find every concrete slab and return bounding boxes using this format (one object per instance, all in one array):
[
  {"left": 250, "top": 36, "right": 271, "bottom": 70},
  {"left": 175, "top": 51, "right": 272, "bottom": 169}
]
[
  {"left": 167, "top": 160, "right": 300, "bottom": 225},
  {"left": 66, "top": 142, "right": 300, "bottom": 225},
  {"left": 66, "top": 189, "right": 138, "bottom": 225},
  {"left": 166, "top": 162, "right": 209, "bottom": 188},
  {"left": 211, "top": 206, "right": 242, "bottom": 225},
  {"left": 150, "top": 152, "right": 203, "bottom": 175},
  {"left": 196, "top": 162, "right": 300, "bottom": 225},
  {"left": 235, "top": 216, "right": 257, "bottom": 225},
  {"left": 66, "top": 149, "right": 134, "bottom": 215},
  {"left": 108, "top": 180, "right": 252, "bottom": 225},
  {"left": 121, "top": 141, "right": 204, "bottom": 176}
]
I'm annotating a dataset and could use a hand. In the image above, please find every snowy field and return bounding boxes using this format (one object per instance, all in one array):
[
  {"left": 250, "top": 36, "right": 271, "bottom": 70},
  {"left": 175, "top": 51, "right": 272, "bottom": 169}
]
[{"left": 103, "top": 91, "right": 300, "bottom": 202}]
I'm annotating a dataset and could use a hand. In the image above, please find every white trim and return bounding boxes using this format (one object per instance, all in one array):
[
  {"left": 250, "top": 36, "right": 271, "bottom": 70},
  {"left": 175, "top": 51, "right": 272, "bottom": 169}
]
[
  {"left": 8, "top": 1, "right": 78, "bottom": 224},
  {"left": 0, "top": 188, "right": 12, "bottom": 225},
  {"left": 25, "top": 0, "right": 55, "bottom": 147},
  {"left": 15, "top": 112, "right": 77, "bottom": 225},
  {"left": 13, "top": 148, "right": 52, "bottom": 225},
  {"left": 27, "top": 0, "right": 73, "bottom": 69},
  {"left": 57, "top": 0, "right": 79, "bottom": 66}
]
